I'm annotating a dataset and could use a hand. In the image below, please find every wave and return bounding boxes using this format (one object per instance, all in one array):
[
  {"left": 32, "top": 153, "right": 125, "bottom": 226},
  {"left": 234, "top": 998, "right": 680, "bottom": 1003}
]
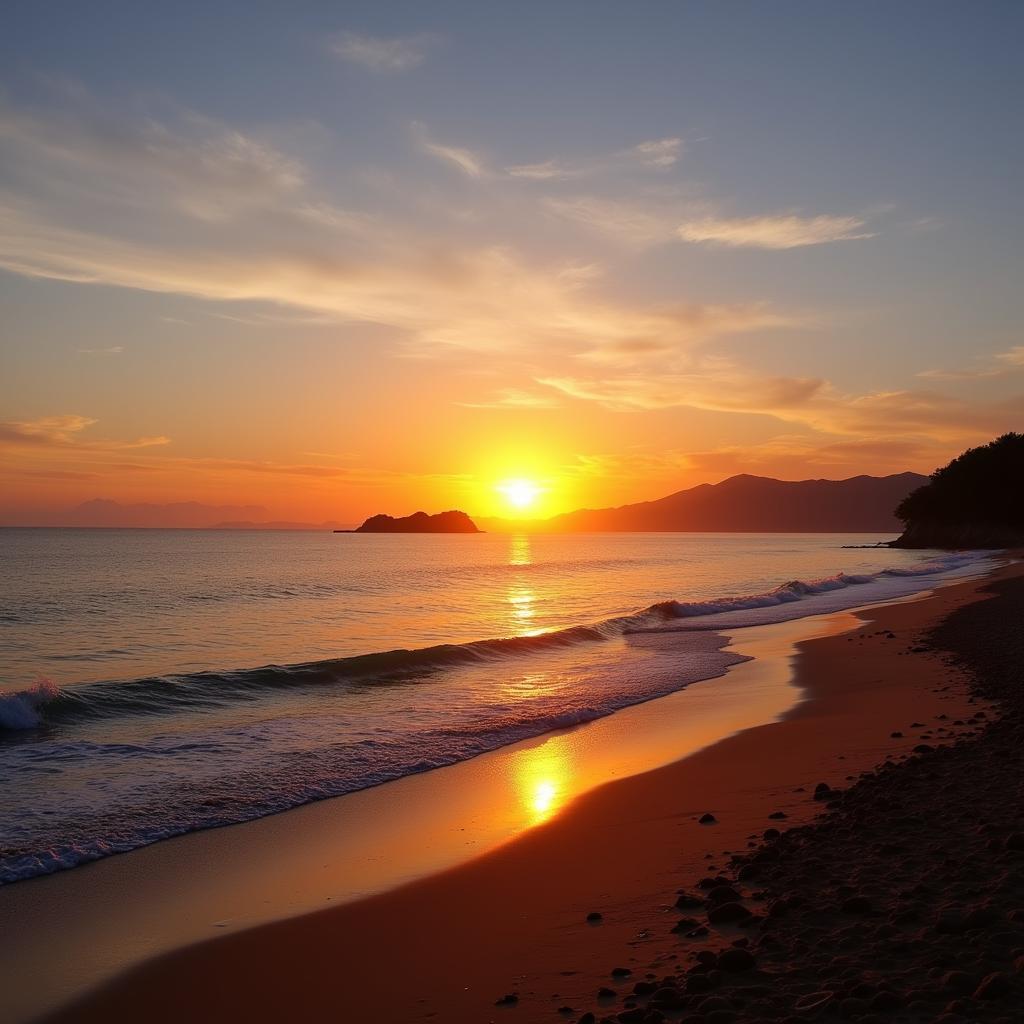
[{"left": 0, "top": 550, "right": 990, "bottom": 734}]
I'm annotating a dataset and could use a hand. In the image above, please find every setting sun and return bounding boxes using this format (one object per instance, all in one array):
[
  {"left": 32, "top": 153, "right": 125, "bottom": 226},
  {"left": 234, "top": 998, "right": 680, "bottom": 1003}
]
[{"left": 496, "top": 479, "right": 544, "bottom": 511}]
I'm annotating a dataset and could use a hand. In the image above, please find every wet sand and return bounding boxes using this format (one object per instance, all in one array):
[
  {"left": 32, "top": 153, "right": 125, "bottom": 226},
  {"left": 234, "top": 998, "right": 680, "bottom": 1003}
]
[{"left": 36, "top": 561, "right": 1018, "bottom": 1024}]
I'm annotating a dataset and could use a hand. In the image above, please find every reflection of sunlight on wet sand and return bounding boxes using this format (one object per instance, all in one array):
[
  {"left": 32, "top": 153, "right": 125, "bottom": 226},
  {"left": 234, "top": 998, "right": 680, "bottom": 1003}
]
[{"left": 513, "top": 743, "right": 570, "bottom": 825}]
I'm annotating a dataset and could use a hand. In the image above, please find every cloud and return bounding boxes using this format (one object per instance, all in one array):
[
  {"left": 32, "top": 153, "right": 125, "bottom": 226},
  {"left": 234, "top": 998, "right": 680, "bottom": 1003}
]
[
  {"left": 0, "top": 415, "right": 168, "bottom": 450},
  {"left": 78, "top": 345, "right": 124, "bottom": 355},
  {"left": 0, "top": 100, "right": 794, "bottom": 365},
  {"left": 623, "top": 137, "right": 682, "bottom": 168},
  {"left": 456, "top": 387, "right": 562, "bottom": 410},
  {"left": 504, "top": 137, "right": 683, "bottom": 182},
  {"left": 545, "top": 196, "right": 677, "bottom": 248},
  {"left": 421, "top": 138, "right": 486, "bottom": 178},
  {"left": 539, "top": 370, "right": 825, "bottom": 414},
  {"left": 329, "top": 32, "right": 437, "bottom": 72},
  {"left": 677, "top": 213, "right": 874, "bottom": 249},
  {"left": 505, "top": 160, "right": 578, "bottom": 181},
  {"left": 917, "top": 345, "right": 1024, "bottom": 381}
]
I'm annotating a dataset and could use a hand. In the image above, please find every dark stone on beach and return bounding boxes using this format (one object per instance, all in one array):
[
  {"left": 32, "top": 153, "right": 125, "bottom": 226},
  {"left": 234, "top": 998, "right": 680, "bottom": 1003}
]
[
  {"left": 611, "top": 967, "right": 633, "bottom": 978},
  {"left": 577, "top": 1015, "right": 595, "bottom": 1024},
  {"left": 768, "top": 810, "right": 787, "bottom": 819},
  {"left": 698, "top": 876, "right": 731, "bottom": 889},
  {"left": 974, "top": 972, "right": 1011, "bottom": 999},
  {"left": 614, "top": 1009, "right": 646, "bottom": 1024},
  {"left": 597, "top": 987, "right": 616, "bottom": 999},
  {"left": 841, "top": 895, "right": 873, "bottom": 914},
  {"left": 675, "top": 892, "right": 703, "bottom": 909},
  {"left": 891, "top": 731, "right": 904, "bottom": 738},
  {"left": 495, "top": 993, "right": 519, "bottom": 1005},
  {"left": 707, "top": 885, "right": 741, "bottom": 904},
  {"left": 632, "top": 981, "right": 657, "bottom": 996},
  {"left": 763, "top": 828, "right": 781, "bottom": 840},
  {"left": 707, "top": 901, "right": 752, "bottom": 924},
  {"left": 914, "top": 744, "right": 935, "bottom": 753},
  {"left": 587, "top": 912, "right": 603, "bottom": 922},
  {"left": 813, "top": 783, "right": 833, "bottom": 800},
  {"left": 717, "top": 948, "right": 756, "bottom": 972},
  {"left": 671, "top": 917, "right": 701, "bottom": 933},
  {"left": 794, "top": 991, "right": 834, "bottom": 1013},
  {"left": 869, "top": 990, "right": 903, "bottom": 1011},
  {"left": 941, "top": 971, "right": 977, "bottom": 995},
  {"left": 699, "top": 813, "right": 718, "bottom": 824},
  {"left": 650, "top": 986, "right": 686, "bottom": 1010},
  {"left": 686, "top": 974, "right": 714, "bottom": 994}
]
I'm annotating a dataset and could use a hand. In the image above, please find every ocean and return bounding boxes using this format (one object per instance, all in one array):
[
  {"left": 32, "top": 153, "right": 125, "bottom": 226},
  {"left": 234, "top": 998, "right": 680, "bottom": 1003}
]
[{"left": 0, "top": 528, "right": 991, "bottom": 884}]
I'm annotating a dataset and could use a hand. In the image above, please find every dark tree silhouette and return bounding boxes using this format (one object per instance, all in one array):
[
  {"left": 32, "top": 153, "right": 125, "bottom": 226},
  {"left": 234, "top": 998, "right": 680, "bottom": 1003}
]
[{"left": 894, "top": 433, "right": 1024, "bottom": 547}]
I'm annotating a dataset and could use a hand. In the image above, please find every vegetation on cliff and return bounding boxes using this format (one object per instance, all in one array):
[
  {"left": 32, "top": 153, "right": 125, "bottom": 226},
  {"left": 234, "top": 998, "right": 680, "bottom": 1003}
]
[{"left": 894, "top": 433, "right": 1024, "bottom": 548}]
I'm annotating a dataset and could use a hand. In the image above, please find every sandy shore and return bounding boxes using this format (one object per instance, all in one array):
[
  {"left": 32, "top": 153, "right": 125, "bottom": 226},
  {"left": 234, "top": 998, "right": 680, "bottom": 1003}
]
[{"left": 34, "top": 560, "right": 1019, "bottom": 1024}]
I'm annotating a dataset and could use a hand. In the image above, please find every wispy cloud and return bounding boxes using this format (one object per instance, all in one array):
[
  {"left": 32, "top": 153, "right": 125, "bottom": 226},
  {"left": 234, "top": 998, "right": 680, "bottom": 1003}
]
[
  {"left": 918, "top": 345, "right": 1024, "bottom": 381},
  {"left": 78, "top": 345, "right": 124, "bottom": 356},
  {"left": 623, "top": 137, "right": 682, "bottom": 168},
  {"left": 418, "top": 130, "right": 486, "bottom": 178},
  {"left": 0, "top": 415, "right": 168, "bottom": 450},
  {"left": 677, "top": 213, "right": 874, "bottom": 249},
  {"left": 329, "top": 32, "right": 438, "bottom": 72}
]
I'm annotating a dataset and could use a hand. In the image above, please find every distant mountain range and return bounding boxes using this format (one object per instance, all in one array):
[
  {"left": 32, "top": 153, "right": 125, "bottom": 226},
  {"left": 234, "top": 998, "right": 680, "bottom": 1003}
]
[
  {"left": 481, "top": 473, "right": 928, "bottom": 533},
  {"left": 3, "top": 472, "right": 927, "bottom": 532}
]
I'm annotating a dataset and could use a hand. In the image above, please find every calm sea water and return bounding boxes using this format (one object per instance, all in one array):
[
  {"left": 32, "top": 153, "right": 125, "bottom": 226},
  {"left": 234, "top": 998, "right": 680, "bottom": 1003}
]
[{"left": 0, "top": 528, "right": 989, "bottom": 883}]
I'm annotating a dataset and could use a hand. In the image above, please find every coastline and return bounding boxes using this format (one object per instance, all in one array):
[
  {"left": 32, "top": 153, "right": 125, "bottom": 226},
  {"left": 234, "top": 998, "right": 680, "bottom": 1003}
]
[{"left": 23, "top": 557, "right": 1015, "bottom": 1024}]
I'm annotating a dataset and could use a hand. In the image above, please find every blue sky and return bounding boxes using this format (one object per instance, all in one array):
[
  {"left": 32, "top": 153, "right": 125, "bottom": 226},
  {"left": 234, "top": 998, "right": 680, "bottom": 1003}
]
[{"left": 1, "top": 1, "right": 1022, "bottom": 521}]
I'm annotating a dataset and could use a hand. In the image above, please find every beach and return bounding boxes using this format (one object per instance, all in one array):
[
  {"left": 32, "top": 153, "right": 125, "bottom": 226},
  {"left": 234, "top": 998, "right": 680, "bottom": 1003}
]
[{"left": 5, "top": 558, "right": 1013, "bottom": 1023}]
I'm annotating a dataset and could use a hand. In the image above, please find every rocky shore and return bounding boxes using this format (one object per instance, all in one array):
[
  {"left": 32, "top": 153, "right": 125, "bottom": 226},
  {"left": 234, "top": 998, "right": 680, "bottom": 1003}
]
[{"left": 575, "top": 573, "right": 1024, "bottom": 1024}]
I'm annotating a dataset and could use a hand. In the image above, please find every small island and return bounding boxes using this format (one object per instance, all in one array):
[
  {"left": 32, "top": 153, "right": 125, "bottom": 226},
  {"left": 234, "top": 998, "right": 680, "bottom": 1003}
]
[{"left": 337, "top": 510, "right": 481, "bottom": 534}]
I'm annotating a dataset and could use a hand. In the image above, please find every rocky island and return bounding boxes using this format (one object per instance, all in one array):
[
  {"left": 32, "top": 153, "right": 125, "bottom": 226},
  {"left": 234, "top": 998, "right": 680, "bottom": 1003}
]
[{"left": 338, "top": 510, "right": 481, "bottom": 534}]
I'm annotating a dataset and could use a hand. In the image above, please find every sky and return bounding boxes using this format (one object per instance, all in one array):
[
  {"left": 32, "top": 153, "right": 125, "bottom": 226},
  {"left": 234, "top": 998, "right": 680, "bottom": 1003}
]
[{"left": 1, "top": 1, "right": 1022, "bottom": 524}]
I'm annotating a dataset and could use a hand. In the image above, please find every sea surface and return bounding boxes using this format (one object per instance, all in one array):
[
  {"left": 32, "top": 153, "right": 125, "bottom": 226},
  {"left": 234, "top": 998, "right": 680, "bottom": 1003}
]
[{"left": 0, "top": 528, "right": 991, "bottom": 884}]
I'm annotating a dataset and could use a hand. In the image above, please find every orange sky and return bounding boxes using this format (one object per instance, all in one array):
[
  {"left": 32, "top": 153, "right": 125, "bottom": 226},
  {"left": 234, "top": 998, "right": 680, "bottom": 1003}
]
[{"left": 2, "top": 7, "right": 1022, "bottom": 525}]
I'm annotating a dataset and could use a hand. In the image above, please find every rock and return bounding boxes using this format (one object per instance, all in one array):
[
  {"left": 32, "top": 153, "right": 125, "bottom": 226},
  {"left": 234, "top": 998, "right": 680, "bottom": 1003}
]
[
  {"left": 717, "top": 948, "right": 756, "bottom": 972},
  {"left": 685, "top": 974, "right": 714, "bottom": 994},
  {"left": 941, "top": 972, "right": 976, "bottom": 995},
  {"left": 649, "top": 987, "right": 685, "bottom": 1009},
  {"left": 699, "top": 812, "right": 718, "bottom": 824},
  {"left": 841, "top": 895, "right": 873, "bottom": 914},
  {"left": 974, "top": 972, "right": 1011, "bottom": 999},
  {"left": 794, "top": 991, "right": 834, "bottom": 1013},
  {"left": 707, "top": 901, "right": 752, "bottom": 924},
  {"left": 768, "top": 810, "right": 787, "bottom": 819},
  {"left": 670, "top": 917, "right": 701, "bottom": 933},
  {"left": 706, "top": 885, "right": 741, "bottom": 904},
  {"left": 763, "top": 828, "right": 781, "bottom": 840},
  {"left": 495, "top": 993, "right": 518, "bottom": 1005},
  {"left": 632, "top": 981, "right": 657, "bottom": 996},
  {"left": 813, "top": 782, "right": 833, "bottom": 800},
  {"left": 611, "top": 967, "right": 633, "bottom": 978},
  {"left": 891, "top": 731, "right": 904, "bottom": 738},
  {"left": 614, "top": 1009, "right": 646, "bottom": 1024},
  {"left": 577, "top": 1015, "right": 596, "bottom": 1024},
  {"left": 597, "top": 987, "right": 617, "bottom": 998},
  {"left": 913, "top": 744, "right": 935, "bottom": 753},
  {"left": 586, "top": 912, "right": 603, "bottom": 922},
  {"left": 675, "top": 892, "right": 703, "bottom": 909},
  {"left": 869, "top": 990, "right": 902, "bottom": 1011}
]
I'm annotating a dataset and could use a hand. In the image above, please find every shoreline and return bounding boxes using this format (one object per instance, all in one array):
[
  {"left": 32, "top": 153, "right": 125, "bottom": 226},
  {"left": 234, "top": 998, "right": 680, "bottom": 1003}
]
[{"left": 26, "top": 559, "right": 1016, "bottom": 1023}]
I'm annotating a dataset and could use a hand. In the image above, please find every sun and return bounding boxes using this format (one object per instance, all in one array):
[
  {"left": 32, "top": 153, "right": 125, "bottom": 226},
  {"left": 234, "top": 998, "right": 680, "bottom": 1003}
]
[{"left": 497, "top": 478, "right": 543, "bottom": 511}]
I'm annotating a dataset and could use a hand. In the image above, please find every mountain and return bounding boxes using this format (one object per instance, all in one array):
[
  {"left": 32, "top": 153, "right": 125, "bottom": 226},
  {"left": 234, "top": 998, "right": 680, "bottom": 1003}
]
[
  {"left": 893, "top": 433, "right": 1024, "bottom": 548},
  {"left": 481, "top": 473, "right": 928, "bottom": 533},
  {"left": 344, "top": 510, "right": 481, "bottom": 534}
]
